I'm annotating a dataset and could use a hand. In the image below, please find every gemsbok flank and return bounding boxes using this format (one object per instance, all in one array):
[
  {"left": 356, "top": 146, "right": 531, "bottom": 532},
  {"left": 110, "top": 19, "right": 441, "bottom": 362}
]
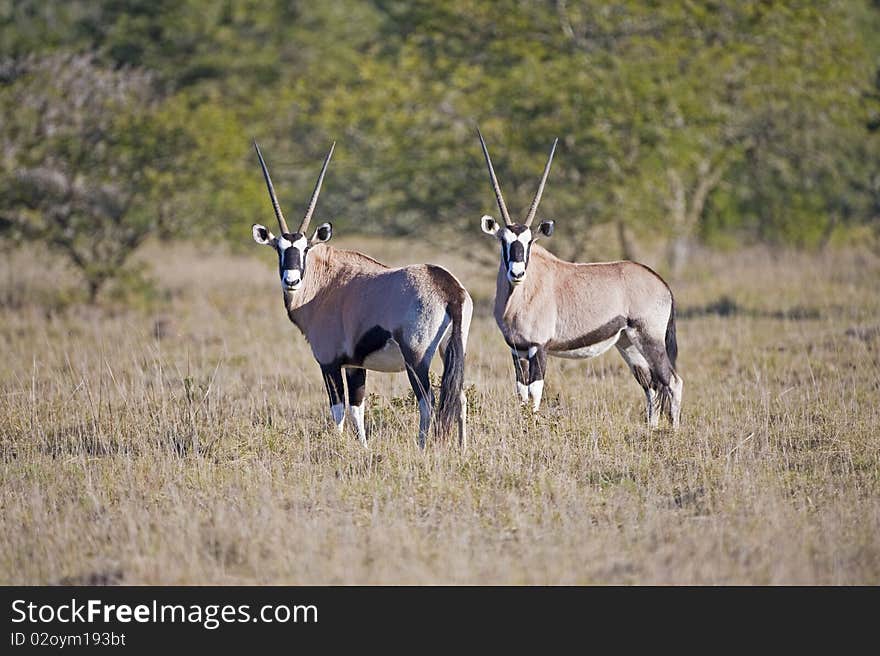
[
  {"left": 251, "top": 140, "right": 473, "bottom": 448},
  {"left": 476, "top": 130, "right": 682, "bottom": 428}
]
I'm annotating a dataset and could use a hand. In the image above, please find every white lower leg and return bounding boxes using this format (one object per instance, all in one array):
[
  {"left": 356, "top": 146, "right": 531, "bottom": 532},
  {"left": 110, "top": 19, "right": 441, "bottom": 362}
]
[
  {"left": 458, "top": 391, "right": 467, "bottom": 449},
  {"left": 330, "top": 403, "right": 345, "bottom": 433},
  {"left": 670, "top": 374, "right": 683, "bottom": 429},
  {"left": 646, "top": 388, "right": 660, "bottom": 429},
  {"left": 417, "top": 397, "right": 431, "bottom": 449},
  {"left": 516, "top": 382, "right": 529, "bottom": 405},
  {"left": 528, "top": 379, "right": 544, "bottom": 412},
  {"left": 350, "top": 402, "right": 367, "bottom": 446}
]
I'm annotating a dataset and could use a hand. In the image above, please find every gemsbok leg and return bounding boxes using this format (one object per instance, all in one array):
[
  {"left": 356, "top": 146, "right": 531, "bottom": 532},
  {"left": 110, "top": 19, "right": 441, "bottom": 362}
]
[
  {"left": 527, "top": 347, "right": 547, "bottom": 412},
  {"left": 668, "top": 371, "right": 683, "bottom": 428},
  {"left": 512, "top": 353, "right": 530, "bottom": 405},
  {"left": 620, "top": 326, "right": 682, "bottom": 429},
  {"left": 345, "top": 367, "right": 368, "bottom": 446},
  {"left": 407, "top": 362, "right": 433, "bottom": 449},
  {"left": 616, "top": 332, "right": 660, "bottom": 428},
  {"left": 321, "top": 364, "right": 346, "bottom": 432},
  {"left": 511, "top": 348, "right": 547, "bottom": 411}
]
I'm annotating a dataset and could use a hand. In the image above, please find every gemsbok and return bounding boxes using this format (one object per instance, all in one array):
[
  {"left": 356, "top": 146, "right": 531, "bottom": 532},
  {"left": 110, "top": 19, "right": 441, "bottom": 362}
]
[
  {"left": 251, "top": 140, "right": 473, "bottom": 448},
  {"left": 476, "top": 130, "right": 682, "bottom": 428}
]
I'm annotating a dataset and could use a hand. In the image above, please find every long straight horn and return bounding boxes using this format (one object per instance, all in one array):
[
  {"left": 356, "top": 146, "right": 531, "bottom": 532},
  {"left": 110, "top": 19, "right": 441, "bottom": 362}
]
[
  {"left": 477, "top": 128, "right": 511, "bottom": 226},
  {"left": 300, "top": 141, "right": 335, "bottom": 234},
  {"left": 523, "top": 138, "right": 558, "bottom": 227},
  {"left": 253, "top": 139, "right": 290, "bottom": 235}
]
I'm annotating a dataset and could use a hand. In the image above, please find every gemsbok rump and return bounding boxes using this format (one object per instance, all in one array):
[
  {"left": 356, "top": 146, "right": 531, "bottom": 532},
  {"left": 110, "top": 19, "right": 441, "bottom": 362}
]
[
  {"left": 476, "top": 130, "right": 682, "bottom": 428},
  {"left": 251, "top": 141, "right": 472, "bottom": 448}
]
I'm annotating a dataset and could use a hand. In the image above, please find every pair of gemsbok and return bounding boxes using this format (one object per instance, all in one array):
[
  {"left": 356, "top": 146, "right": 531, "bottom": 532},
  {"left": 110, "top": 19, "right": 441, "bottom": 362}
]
[{"left": 251, "top": 131, "right": 683, "bottom": 450}]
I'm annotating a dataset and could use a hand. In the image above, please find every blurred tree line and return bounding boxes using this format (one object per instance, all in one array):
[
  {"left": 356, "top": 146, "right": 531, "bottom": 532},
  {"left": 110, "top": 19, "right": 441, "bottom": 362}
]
[{"left": 1, "top": 0, "right": 879, "bottom": 297}]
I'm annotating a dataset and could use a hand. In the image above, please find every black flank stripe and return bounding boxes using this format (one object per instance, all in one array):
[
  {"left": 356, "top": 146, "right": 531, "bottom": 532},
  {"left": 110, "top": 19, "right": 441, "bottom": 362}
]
[
  {"left": 548, "top": 316, "right": 627, "bottom": 352},
  {"left": 353, "top": 326, "right": 393, "bottom": 364}
]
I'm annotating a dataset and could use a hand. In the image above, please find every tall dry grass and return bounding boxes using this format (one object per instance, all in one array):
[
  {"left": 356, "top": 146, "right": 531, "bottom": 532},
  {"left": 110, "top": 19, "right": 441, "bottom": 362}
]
[{"left": 0, "top": 236, "right": 878, "bottom": 584}]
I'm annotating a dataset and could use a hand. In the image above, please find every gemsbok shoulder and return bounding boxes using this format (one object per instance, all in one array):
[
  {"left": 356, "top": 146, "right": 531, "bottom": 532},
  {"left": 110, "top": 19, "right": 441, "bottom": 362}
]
[
  {"left": 251, "top": 140, "right": 472, "bottom": 448},
  {"left": 476, "top": 130, "right": 682, "bottom": 428}
]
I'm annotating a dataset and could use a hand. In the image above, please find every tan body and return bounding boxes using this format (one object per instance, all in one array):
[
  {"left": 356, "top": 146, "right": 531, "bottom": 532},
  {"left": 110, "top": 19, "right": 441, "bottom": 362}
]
[
  {"left": 495, "top": 247, "right": 671, "bottom": 354},
  {"left": 278, "top": 244, "right": 473, "bottom": 449},
  {"left": 285, "top": 246, "right": 470, "bottom": 374},
  {"left": 252, "top": 140, "right": 471, "bottom": 449},
  {"left": 475, "top": 129, "right": 682, "bottom": 427},
  {"left": 494, "top": 245, "right": 682, "bottom": 427}
]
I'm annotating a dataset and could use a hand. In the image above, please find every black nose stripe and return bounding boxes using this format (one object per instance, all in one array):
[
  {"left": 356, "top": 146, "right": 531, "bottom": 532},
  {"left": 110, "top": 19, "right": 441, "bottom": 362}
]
[
  {"left": 282, "top": 247, "right": 303, "bottom": 271},
  {"left": 509, "top": 241, "right": 525, "bottom": 262}
]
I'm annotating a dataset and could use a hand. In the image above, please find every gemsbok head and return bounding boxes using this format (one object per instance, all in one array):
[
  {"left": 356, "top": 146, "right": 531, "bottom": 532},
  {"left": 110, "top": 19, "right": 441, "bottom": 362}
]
[
  {"left": 252, "top": 140, "right": 473, "bottom": 449},
  {"left": 478, "top": 131, "right": 557, "bottom": 288},
  {"left": 476, "top": 129, "right": 683, "bottom": 428},
  {"left": 251, "top": 141, "right": 335, "bottom": 293}
]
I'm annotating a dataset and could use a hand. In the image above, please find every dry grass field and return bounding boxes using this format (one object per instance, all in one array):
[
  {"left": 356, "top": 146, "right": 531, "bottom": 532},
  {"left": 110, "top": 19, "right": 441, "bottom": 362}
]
[{"left": 1, "top": 235, "right": 878, "bottom": 584}]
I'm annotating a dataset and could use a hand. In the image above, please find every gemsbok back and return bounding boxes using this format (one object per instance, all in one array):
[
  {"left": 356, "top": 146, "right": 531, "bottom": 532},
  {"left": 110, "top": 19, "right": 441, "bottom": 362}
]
[
  {"left": 251, "top": 140, "right": 472, "bottom": 449},
  {"left": 476, "top": 130, "right": 682, "bottom": 428}
]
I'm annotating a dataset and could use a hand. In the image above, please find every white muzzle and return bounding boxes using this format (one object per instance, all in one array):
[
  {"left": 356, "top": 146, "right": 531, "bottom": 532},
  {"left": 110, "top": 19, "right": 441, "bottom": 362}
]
[{"left": 282, "top": 270, "right": 302, "bottom": 290}]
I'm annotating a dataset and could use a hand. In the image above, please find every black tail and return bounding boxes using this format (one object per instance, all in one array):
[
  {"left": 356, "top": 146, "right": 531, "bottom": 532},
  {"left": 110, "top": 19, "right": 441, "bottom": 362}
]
[
  {"left": 665, "top": 297, "right": 678, "bottom": 369},
  {"left": 437, "top": 304, "right": 465, "bottom": 443}
]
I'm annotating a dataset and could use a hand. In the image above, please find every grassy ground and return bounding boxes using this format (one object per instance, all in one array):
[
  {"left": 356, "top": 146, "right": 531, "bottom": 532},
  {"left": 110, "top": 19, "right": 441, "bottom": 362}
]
[{"left": 1, "top": 235, "right": 878, "bottom": 584}]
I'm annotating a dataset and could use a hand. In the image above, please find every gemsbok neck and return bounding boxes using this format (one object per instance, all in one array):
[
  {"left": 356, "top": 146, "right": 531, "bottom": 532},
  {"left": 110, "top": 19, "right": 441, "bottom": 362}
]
[
  {"left": 494, "top": 244, "right": 555, "bottom": 316},
  {"left": 285, "top": 246, "right": 390, "bottom": 329}
]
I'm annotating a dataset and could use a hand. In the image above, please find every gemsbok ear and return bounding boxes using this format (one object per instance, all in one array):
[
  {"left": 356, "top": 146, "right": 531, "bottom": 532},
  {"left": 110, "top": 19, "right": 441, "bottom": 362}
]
[
  {"left": 311, "top": 222, "right": 333, "bottom": 245},
  {"left": 252, "top": 224, "right": 275, "bottom": 245},
  {"left": 481, "top": 215, "right": 500, "bottom": 236},
  {"left": 537, "top": 220, "right": 555, "bottom": 238}
]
